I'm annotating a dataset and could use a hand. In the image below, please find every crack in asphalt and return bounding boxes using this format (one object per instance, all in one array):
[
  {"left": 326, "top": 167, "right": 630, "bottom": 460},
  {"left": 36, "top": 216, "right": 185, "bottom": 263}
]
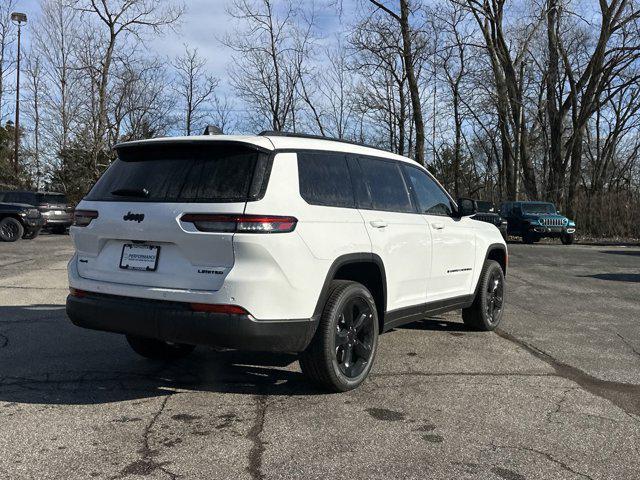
[
  {"left": 491, "top": 443, "right": 596, "bottom": 480},
  {"left": 546, "top": 387, "right": 577, "bottom": 425},
  {"left": 0, "top": 333, "right": 7, "bottom": 349},
  {"left": 113, "top": 394, "right": 180, "bottom": 480},
  {"left": 614, "top": 332, "right": 640, "bottom": 359},
  {"left": 495, "top": 329, "right": 640, "bottom": 419},
  {"left": 247, "top": 395, "right": 269, "bottom": 480}
]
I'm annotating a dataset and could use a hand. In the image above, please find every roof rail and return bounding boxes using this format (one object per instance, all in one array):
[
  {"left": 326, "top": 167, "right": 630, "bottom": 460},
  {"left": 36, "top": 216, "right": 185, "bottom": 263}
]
[{"left": 257, "top": 130, "right": 383, "bottom": 151}]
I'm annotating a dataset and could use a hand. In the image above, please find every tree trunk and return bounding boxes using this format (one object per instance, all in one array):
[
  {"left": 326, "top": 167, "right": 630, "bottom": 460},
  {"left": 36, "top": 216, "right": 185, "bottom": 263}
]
[
  {"left": 546, "top": 0, "right": 563, "bottom": 204},
  {"left": 399, "top": 0, "right": 425, "bottom": 164}
]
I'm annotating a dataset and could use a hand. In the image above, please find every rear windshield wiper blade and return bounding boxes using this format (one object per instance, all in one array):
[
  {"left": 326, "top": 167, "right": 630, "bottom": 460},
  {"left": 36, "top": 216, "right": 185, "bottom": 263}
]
[{"left": 110, "top": 188, "right": 149, "bottom": 198}]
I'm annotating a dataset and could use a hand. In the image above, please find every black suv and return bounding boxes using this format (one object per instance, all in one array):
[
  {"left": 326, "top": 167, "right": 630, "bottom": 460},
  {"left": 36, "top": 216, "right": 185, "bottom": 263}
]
[
  {"left": 500, "top": 201, "right": 576, "bottom": 244},
  {"left": 0, "top": 202, "right": 44, "bottom": 241},
  {"left": 472, "top": 201, "right": 508, "bottom": 239},
  {"left": 0, "top": 191, "right": 73, "bottom": 234}
]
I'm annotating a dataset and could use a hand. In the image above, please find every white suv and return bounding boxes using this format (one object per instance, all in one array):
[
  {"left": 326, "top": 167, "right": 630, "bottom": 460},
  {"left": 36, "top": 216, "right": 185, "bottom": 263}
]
[{"left": 67, "top": 132, "right": 507, "bottom": 391}]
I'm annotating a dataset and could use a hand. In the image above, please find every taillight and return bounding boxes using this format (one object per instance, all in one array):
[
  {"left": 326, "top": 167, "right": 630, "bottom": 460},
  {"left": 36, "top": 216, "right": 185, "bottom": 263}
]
[
  {"left": 190, "top": 303, "right": 249, "bottom": 315},
  {"left": 180, "top": 214, "right": 297, "bottom": 233},
  {"left": 69, "top": 287, "right": 88, "bottom": 298},
  {"left": 74, "top": 210, "right": 98, "bottom": 227}
]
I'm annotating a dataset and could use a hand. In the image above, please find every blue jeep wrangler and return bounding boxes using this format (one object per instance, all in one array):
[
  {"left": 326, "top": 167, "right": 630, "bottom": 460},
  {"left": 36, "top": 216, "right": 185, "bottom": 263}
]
[{"left": 499, "top": 201, "right": 576, "bottom": 245}]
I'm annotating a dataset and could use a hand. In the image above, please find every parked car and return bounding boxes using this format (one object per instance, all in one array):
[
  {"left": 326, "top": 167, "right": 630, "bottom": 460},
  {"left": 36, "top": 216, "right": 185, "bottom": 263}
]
[
  {"left": 66, "top": 132, "right": 508, "bottom": 392},
  {"left": 500, "top": 201, "right": 576, "bottom": 244},
  {"left": 0, "top": 202, "right": 44, "bottom": 242},
  {"left": 472, "top": 201, "right": 508, "bottom": 240},
  {"left": 0, "top": 191, "right": 73, "bottom": 234}
]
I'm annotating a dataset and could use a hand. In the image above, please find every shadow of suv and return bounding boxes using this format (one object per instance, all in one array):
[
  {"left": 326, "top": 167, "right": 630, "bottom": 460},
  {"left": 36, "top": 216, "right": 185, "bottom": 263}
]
[
  {"left": 500, "top": 201, "right": 576, "bottom": 244},
  {"left": 0, "top": 191, "right": 73, "bottom": 234}
]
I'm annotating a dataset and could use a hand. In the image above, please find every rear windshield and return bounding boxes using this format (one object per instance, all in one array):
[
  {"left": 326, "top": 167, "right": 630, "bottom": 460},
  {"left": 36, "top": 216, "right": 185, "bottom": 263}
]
[
  {"left": 522, "top": 203, "right": 556, "bottom": 214},
  {"left": 37, "top": 193, "right": 68, "bottom": 205},
  {"left": 86, "top": 143, "right": 271, "bottom": 203}
]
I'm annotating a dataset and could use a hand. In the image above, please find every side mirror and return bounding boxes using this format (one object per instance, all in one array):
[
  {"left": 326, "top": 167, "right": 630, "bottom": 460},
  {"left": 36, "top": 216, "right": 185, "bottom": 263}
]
[{"left": 456, "top": 198, "right": 477, "bottom": 218}]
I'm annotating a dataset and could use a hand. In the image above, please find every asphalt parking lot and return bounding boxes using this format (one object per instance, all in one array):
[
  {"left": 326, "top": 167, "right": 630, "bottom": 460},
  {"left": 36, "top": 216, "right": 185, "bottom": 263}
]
[{"left": 1, "top": 235, "right": 639, "bottom": 480}]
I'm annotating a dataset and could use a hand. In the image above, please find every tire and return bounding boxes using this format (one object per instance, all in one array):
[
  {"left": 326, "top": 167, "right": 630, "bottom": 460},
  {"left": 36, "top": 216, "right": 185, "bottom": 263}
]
[
  {"left": 299, "top": 280, "right": 379, "bottom": 392},
  {"left": 0, "top": 217, "right": 24, "bottom": 242},
  {"left": 22, "top": 230, "right": 40, "bottom": 240},
  {"left": 51, "top": 226, "right": 67, "bottom": 234},
  {"left": 126, "top": 335, "right": 195, "bottom": 360},
  {"left": 561, "top": 233, "right": 574, "bottom": 245},
  {"left": 522, "top": 232, "right": 535, "bottom": 244},
  {"left": 462, "top": 260, "right": 505, "bottom": 331}
]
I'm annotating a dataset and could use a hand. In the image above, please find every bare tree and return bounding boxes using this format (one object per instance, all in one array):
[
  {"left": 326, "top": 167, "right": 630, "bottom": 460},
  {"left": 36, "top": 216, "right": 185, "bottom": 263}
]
[
  {"left": 212, "top": 94, "right": 238, "bottom": 134},
  {"left": 23, "top": 53, "right": 44, "bottom": 189},
  {"left": 173, "top": 45, "right": 219, "bottom": 136},
  {"left": 368, "top": 0, "right": 426, "bottom": 164},
  {"left": 547, "top": 0, "right": 640, "bottom": 216},
  {"left": 458, "top": 0, "right": 543, "bottom": 200},
  {"left": 32, "top": 0, "right": 82, "bottom": 155},
  {"left": 433, "top": 2, "right": 471, "bottom": 197},
  {"left": 224, "top": 0, "right": 314, "bottom": 132},
  {"left": 112, "top": 53, "right": 175, "bottom": 141},
  {"left": 351, "top": 11, "right": 412, "bottom": 155},
  {"left": 72, "top": 0, "right": 183, "bottom": 174},
  {"left": 0, "top": 0, "right": 17, "bottom": 122}
]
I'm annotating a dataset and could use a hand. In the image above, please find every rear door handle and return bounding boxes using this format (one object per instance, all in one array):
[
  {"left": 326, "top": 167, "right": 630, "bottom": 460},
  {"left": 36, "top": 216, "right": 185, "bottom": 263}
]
[
  {"left": 370, "top": 220, "right": 388, "bottom": 229},
  {"left": 431, "top": 222, "right": 445, "bottom": 230}
]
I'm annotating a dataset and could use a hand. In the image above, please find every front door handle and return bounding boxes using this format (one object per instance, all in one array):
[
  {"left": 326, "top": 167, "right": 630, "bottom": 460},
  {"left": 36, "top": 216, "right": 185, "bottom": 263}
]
[
  {"left": 370, "top": 220, "right": 388, "bottom": 229},
  {"left": 431, "top": 222, "right": 445, "bottom": 230}
]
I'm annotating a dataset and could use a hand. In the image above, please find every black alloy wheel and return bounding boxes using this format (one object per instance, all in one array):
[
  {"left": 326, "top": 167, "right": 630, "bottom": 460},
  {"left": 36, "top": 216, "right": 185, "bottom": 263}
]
[
  {"left": 484, "top": 268, "right": 504, "bottom": 326},
  {"left": 334, "top": 296, "right": 375, "bottom": 379},
  {"left": 462, "top": 260, "right": 505, "bottom": 331},
  {"left": 300, "top": 280, "right": 379, "bottom": 392}
]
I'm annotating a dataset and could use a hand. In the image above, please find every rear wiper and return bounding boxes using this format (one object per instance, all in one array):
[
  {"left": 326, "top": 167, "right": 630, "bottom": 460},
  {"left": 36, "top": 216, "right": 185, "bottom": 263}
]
[{"left": 110, "top": 188, "right": 149, "bottom": 198}]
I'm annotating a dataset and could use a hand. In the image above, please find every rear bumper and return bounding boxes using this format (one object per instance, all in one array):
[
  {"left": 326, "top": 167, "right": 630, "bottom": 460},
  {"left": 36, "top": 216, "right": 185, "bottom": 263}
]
[
  {"left": 66, "top": 292, "right": 318, "bottom": 353},
  {"left": 44, "top": 218, "right": 72, "bottom": 227}
]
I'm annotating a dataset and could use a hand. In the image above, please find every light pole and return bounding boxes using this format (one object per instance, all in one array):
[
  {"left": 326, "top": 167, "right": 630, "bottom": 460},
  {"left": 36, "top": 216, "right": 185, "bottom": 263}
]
[{"left": 11, "top": 12, "right": 27, "bottom": 176}]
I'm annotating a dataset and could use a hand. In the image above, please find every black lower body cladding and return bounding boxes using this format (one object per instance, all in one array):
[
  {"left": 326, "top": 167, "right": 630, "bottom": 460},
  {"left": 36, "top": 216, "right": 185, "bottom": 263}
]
[{"left": 66, "top": 292, "right": 318, "bottom": 352}]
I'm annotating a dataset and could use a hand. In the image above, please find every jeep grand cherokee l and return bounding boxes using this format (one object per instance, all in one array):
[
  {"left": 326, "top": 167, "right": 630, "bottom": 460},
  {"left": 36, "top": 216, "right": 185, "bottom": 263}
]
[{"left": 66, "top": 132, "right": 507, "bottom": 391}]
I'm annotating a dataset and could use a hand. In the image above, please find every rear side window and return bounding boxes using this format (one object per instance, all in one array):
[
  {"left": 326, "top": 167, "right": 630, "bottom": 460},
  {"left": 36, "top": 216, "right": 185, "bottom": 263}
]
[
  {"left": 402, "top": 165, "right": 453, "bottom": 216},
  {"left": 297, "top": 152, "right": 355, "bottom": 208},
  {"left": 86, "top": 143, "right": 270, "bottom": 203},
  {"left": 2, "top": 192, "right": 36, "bottom": 205},
  {"left": 359, "top": 157, "right": 414, "bottom": 213}
]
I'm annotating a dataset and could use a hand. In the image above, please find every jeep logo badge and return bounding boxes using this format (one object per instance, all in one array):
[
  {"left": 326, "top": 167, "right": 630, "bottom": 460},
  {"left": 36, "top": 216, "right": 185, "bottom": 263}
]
[{"left": 123, "top": 212, "right": 145, "bottom": 223}]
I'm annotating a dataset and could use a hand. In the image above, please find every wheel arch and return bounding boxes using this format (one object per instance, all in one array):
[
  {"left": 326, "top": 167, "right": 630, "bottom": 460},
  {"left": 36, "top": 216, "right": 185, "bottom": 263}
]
[
  {"left": 313, "top": 253, "right": 387, "bottom": 333},
  {"left": 0, "top": 213, "right": 25, "bottom": 224},
  {"left": 471, "top": 243, "right": 507, "bottom": 299},
  {"left": 486, "top": 243, "right": 507, "bottom": 276}
]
